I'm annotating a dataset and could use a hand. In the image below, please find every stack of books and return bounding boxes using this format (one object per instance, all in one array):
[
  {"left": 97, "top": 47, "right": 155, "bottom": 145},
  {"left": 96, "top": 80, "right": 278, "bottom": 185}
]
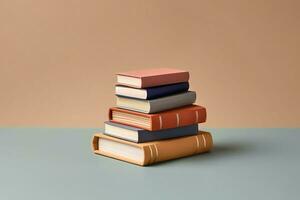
[{"left": 92, "top": 68, "right": 213, "bottom": 166}]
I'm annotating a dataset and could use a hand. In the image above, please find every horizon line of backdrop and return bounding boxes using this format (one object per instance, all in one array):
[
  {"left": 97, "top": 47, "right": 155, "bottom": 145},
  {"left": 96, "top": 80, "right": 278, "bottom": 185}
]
[{"left": 1, "top": 0, "right": 300, "bottom": 128}]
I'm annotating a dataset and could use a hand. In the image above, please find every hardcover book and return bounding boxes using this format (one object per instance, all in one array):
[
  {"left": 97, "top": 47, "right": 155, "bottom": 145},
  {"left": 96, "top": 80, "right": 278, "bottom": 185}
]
[
  {"left": 92, "top": 131, "right": 213, "bottom": 166},
  {"left": 109, "top": 105, "right": 206, "bottom": 131},
  {"left": 117, "top": 68, "right": 189, "bottom": 88},
  {"left": 115, "top": 82, "right": 189, "bottom": 100},
  {"left": 104, "top": 121, "right": 198, "bottom": 143},
  {"left": 116, "top": 91, "right": 196, "bottom": 113}
]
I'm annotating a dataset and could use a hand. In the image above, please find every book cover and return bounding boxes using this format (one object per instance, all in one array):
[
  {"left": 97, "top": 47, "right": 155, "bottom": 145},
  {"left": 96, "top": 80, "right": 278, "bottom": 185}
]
[
  {"left": 92, "top": 131, "right": 213, "bottom": 166},
  {"left": 115, "top": 82, "right": 189, "bottom": 100},
  {"left": 116, "top": 91, "right": 196, "bottom": 113},
  {"left": 109, "top": 105, "right": 206, "bottom": 131},
  {"left": 117, "top": 68, "right": 189, "bottom": 88},
  {"left": 104, "top": 121, "right": 198, "bottom": 143}
]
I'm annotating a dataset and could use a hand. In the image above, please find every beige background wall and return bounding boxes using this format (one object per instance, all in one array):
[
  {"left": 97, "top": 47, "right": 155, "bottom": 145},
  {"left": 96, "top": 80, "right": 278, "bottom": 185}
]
[{"left": 1, "top": 0, "right": 300, "bottom": 128}]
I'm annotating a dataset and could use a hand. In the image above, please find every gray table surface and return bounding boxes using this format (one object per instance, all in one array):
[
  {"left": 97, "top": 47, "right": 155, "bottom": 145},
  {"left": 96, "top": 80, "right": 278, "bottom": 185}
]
[{"left": 0, "top": 128, "right": 299, "bottom": 200}]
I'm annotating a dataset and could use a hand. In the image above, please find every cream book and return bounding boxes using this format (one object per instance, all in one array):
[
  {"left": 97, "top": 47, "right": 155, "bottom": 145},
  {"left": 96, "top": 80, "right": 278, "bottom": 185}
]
[{"left": 92, "top": 131, "right": 213, "bottom": 166}]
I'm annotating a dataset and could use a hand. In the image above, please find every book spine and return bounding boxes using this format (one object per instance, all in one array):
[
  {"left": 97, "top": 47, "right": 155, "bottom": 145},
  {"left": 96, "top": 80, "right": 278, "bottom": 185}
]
[
  {"left": 137, "top": 125, "right": 198, "bottom": 143},
  {"left": 150, "top": 107, "right": 206, "bottom": 131},
  {"left": 143, "top": 131, "right": 213, "bottom": 166},
  {"left": 141, "top": 72, "right": 189, "bottom": 88},
  {"left": 149, "top": 92, "right": 196, "bottom": 113},
  {"left": 150, "top": 115, "right": 161, "bottom": 131},
  {"left": 146, "top": 82, "right": 189, "bottom": 100}
]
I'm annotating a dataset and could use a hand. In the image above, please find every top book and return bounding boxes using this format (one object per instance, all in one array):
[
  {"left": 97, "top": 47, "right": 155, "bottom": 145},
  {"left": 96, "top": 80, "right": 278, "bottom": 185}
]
[{"left": 117, "top": 68, "right": 189, "bottom": 88}]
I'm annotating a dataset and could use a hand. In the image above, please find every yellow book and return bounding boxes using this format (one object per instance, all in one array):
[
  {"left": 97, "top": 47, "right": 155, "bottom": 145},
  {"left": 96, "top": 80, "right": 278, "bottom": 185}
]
[{"left": 92, "top": 131, "right": 213, "bottom": 166}]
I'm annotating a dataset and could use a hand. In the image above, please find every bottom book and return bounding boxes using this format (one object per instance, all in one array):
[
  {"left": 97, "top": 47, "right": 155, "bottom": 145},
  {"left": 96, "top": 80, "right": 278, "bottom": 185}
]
[{"left": 92, "top": 131, "right": 213, "bottom": 166}]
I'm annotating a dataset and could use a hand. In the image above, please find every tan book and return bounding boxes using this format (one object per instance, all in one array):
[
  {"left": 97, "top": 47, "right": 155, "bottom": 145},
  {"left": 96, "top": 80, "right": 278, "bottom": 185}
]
[{"left": 92, "top": 131, "right": 213, "bottom": 166}]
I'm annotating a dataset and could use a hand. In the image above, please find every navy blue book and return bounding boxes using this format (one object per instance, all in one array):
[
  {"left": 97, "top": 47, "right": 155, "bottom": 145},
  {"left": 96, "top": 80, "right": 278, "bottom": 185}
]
[
  {"left": 115, "top": 82, "right": 189, "bottom": 100},
  {"left": 104, "top": 121, "right": 198, "bottom": 143}
]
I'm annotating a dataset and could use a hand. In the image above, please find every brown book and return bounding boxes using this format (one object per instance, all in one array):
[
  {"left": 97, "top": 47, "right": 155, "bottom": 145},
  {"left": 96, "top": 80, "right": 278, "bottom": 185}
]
[
  {"left": 92, "top": 131, "right": 213, "bottom": 166},
  {"left": 109, "top": 105, "right": 206, "bottom": 131}
]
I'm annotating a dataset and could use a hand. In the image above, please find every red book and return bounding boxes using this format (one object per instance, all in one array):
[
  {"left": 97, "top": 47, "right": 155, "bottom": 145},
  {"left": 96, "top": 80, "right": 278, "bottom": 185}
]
[
  {"left": 116, "top": 68, "right": 189, "bottom": 88},
  {"left": 109, "top": 105, "right": 206, "bottom": 131}
]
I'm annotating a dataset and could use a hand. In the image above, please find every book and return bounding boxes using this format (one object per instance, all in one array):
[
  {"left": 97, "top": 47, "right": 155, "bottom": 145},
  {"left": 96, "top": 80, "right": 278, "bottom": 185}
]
[
  {"left": 92, "top": 131, "right": 213, "bottom": 166},
  {"left": 104, "top": 121, "right": 198, "bottom": 143},
  {"left": 116, "top": 91, "right": 196, "bottom": 113},
  {"left": 109, "top": 105, "right": 206, "bottom": 131},
  {"left": 115, "top": 82, "right": 189, "bottom": 100},
  {"left": 117, "top": 68, "right": 189, "bottom": 88}
]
